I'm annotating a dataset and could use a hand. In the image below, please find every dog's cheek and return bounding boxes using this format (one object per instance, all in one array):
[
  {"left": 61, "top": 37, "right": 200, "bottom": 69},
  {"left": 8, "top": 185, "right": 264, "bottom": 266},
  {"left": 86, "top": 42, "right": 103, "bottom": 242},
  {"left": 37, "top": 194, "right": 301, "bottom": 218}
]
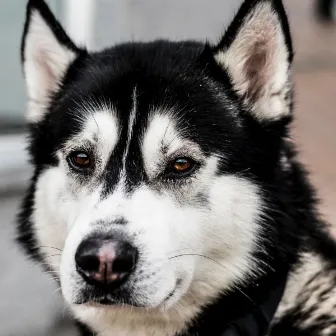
[
  {"left": 123, "top": 189, "right": 201, "bottom": 300},
  {"left": 33, "top": 168, "right": 67, "bottom": 242},
  {"left": 190, "top": 175, "right": 262, "bottom": 294}
]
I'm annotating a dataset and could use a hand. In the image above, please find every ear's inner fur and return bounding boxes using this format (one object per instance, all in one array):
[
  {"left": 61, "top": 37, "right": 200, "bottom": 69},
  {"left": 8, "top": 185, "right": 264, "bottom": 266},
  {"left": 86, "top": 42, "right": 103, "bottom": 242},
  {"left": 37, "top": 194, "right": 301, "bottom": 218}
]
[
  {"left": 213, "top": 1, "right": 293, "bottom": 122},
  {"left": 21, "top": 1, "right": 81, "bottom": 123}
]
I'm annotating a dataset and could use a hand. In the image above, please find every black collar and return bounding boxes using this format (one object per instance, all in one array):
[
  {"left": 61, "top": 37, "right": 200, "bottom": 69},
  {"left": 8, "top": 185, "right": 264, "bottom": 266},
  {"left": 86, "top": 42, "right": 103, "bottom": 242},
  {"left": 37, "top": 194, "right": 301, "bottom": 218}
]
[{"left": 76, "top": 274, "right": 288, "bottom": 336}]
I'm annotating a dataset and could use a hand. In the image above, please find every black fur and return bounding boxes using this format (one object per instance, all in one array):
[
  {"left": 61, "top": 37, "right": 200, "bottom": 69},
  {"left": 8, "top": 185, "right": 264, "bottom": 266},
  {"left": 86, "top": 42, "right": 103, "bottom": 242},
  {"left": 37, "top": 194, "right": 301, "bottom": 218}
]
[{"left": 17, "top": 0, "right": 336, "bottom": 335}]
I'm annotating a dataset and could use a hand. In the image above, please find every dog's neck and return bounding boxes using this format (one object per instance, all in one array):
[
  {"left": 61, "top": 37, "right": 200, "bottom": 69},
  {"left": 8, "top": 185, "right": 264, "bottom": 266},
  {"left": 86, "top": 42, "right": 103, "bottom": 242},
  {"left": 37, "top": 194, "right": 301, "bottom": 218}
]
[
  {"left": 185, "top": 272, "right": 288, "bottom": 336},
  {"left": 75, "top": 271, "right": 288, "bottom": 336}
]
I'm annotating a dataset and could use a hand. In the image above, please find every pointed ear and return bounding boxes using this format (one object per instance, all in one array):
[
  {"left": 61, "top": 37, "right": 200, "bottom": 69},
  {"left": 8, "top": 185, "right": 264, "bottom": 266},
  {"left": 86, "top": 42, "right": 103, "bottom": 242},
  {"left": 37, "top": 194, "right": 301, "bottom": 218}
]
[
  {"left": 21, "top": 0, "right": 81, "bottom": 123},
  {"left": 213, "top": 0, "right": 293, "bottom": 122}
]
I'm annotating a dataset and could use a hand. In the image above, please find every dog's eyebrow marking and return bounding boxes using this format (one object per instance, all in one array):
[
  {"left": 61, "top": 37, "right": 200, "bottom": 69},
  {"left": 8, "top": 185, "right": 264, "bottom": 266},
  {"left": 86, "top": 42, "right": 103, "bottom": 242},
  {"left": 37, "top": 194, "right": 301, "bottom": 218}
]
[
  {"left": 63, "top": 109, "right": 119, "bottom": 169},
  {"left": 120, "top": 87, "right": 138, "bottom": 178}
]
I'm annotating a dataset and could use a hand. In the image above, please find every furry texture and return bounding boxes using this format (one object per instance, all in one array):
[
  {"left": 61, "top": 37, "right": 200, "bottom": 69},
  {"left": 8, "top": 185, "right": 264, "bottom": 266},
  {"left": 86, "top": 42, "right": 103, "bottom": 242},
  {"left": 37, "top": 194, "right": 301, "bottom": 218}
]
[{"left": 17, "top": 0, "right": 336, "bottom": 335}]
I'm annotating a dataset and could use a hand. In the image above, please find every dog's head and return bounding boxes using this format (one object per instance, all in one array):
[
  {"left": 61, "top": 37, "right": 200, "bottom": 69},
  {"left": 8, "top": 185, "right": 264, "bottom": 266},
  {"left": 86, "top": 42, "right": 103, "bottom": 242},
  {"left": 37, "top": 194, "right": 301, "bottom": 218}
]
[{"left": 19, "top": 0, "right": 293, "bottom": 330}]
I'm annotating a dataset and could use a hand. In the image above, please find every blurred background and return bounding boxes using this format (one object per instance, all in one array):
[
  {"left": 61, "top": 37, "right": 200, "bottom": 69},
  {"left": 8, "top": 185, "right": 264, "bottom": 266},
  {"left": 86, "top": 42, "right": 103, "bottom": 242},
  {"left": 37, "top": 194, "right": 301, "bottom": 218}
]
[{"left": 0, "top": 0, "right": 335, "bottom": 335}]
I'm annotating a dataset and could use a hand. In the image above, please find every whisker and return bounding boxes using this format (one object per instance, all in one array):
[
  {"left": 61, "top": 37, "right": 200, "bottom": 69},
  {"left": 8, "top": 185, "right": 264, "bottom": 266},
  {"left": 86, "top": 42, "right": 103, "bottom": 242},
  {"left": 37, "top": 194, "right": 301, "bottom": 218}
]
[
  {"left": 169, "top": 253, "right": 225, "bottom": 269},
  {"left": 31, "top": 254, "right": 61, "bottom": 268},
  {"left": 45, "top": 271, "right": 60, "bottom": 276},
  {"left": 169, "top": 253, "right": 256, "bottom": 305},
  {"left": 52, "top": 287, "right": 62, "bottom": 295},
  {"left": 38, "top": 246, "right": 63, "bottom": 252},
  {"left": 48, "top": 277, "right": 60, "bottom": 283},
  {"left": 40, "top": 253, "right": 62, "bottom": 260}
]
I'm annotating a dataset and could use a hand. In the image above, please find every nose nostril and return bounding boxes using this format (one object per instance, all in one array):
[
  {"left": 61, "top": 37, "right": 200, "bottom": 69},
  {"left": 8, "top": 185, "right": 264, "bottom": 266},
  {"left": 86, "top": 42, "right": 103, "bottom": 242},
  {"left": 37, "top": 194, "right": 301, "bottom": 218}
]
[
  {"left": 77, "top": 254, "right": 100, "bottom": 273},
  {"left": 113, "top": 254, "right": 136, "bottom": 274}
]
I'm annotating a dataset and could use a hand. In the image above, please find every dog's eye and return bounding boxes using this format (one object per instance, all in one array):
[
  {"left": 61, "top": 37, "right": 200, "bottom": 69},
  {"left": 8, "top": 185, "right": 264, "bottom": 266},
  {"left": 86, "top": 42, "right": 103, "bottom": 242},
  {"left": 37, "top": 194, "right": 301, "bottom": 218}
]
[
  {"left": 168, "top": 158, "right": 196, "bottom": 177},
  {"left": 68, "top": 151, "right": 91, "bottom": 171},
  {"left": 173, "top": 158, "right": 192, "bottom": 172}
]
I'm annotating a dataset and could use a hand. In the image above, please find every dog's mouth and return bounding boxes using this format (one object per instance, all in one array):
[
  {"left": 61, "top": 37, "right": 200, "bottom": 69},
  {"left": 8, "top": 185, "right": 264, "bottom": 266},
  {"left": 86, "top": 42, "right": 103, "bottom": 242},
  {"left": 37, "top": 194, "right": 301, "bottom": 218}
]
[
  {"left": 78, "top": 291, "right": 176, "bottom": 309},
  {"left": 75, "top": 279, "right": 183, "bottom": 309},
  {"left": 78, "top": 295, "right": 145, "bottom": 308},
  {"left": 73, "top": 287, "right": 133, "bottom": 306},
  {"left": 164, "top": 279, "right": 182, "bottom": 302},
  {"left": 89, "top": 298, "right": 143, "bottom": 307},
  {"left": 90, "top": 297, "right": 120, "bottom": 306},
  {"left": 96, "top": 298, "right": 115, "bottom": 305},
  {"left": 159, "top": 278, "right": 183, "bottom": 309}
]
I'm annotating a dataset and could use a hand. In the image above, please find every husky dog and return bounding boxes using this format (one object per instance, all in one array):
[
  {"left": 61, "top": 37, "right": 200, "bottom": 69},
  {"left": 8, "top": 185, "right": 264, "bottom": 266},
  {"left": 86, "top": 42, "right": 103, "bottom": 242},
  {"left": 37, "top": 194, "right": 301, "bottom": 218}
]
[{"left": 17, "top": 0, "right": 336, "bottom": 335}]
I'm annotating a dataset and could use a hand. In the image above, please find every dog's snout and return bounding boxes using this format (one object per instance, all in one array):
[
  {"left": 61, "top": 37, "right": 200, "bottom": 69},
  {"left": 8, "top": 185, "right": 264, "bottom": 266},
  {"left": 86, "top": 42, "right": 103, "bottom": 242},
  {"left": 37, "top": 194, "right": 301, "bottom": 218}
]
[{"left": 75, "top": 237, "right": 138, "bottom": 286}]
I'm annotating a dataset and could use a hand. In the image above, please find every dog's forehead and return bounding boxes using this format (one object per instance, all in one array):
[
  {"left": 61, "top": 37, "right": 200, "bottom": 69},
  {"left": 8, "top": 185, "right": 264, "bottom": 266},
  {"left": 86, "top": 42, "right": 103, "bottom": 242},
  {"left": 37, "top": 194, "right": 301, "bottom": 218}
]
[
  {"left": 75, "top": 103, "right": 187, "bottom": 154},
  {"left": 61, "top": 41, "right": 229, "bottom": 119},
  {"left": 52, "top": 41, "right": 243, "bottom": 162}
]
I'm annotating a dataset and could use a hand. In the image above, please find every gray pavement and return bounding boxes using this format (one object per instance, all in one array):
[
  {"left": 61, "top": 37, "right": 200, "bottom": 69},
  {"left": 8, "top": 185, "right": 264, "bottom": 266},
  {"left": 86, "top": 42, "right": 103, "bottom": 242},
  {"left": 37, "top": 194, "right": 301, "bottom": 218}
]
[{"left": 0, "top": 195, "right": 77, "bottom": 336}]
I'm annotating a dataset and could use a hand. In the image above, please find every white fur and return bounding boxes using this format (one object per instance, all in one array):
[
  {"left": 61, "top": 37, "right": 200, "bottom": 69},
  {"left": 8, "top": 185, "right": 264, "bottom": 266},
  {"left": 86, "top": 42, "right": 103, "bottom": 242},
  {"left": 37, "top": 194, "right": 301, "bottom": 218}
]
[
  {"left": 120, "top": 87, "right": 138, "bottom": 181},
  {"left": 23, "top": 10, "right": 77, "bottom": 122},
  {"left": 215, "top": 2, "right": 291, "bottom": 121},
  {"left": 32, "top": 107, "right": 263, "bottom": 335}
]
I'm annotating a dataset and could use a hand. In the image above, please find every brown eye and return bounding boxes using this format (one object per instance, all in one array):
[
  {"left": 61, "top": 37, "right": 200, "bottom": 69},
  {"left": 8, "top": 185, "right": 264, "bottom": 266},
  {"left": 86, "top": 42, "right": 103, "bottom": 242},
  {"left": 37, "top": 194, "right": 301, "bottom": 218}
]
[
  {"left": 173, "top": 158, "right": 191, "bottom": 172},
  {"left": 169, "top": 157, "right": 196, "bottom": 177},
  {"left": 68, "top": 151, "right": 91, "bottom": 171}
]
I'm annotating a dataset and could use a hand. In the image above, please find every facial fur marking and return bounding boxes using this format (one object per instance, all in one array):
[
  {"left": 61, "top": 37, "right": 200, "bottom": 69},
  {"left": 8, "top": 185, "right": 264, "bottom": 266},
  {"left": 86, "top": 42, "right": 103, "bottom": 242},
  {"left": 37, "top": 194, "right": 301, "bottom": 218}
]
[{"left": 120, "top": 86, "right": 138, "bottom": 182}]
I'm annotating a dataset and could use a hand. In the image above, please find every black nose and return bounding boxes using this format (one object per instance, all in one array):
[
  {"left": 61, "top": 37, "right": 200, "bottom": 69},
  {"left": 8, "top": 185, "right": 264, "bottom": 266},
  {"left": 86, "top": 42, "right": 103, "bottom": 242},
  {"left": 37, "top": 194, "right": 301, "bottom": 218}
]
[{"left": 75, "top": 238, "right": 138, "bottom": 287}]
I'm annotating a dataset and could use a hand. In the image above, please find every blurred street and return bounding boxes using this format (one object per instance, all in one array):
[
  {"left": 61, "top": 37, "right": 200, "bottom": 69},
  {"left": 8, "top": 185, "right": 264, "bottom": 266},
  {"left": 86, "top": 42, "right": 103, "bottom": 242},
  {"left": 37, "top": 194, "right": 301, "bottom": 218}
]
[
  {"left": 0, "top": 1, "right": 335, "bottom": 335},
  {"left": 286, "top": 0, "right": 336, "bottom": 232}
]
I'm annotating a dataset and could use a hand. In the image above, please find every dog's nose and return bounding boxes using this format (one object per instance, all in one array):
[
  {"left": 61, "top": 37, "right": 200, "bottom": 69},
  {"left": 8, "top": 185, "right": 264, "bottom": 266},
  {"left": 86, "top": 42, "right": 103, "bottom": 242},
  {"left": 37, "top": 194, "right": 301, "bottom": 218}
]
[{"left": 75, "top": 238, "right": 138, "bottom": 286}]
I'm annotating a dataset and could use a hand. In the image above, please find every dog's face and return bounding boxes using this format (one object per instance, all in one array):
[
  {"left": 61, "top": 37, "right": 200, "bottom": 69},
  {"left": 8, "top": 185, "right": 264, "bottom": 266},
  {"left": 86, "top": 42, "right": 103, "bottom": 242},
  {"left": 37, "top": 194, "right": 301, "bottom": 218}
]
[{"left": 20, "top": 0, "right": 292, "bottom": 330}]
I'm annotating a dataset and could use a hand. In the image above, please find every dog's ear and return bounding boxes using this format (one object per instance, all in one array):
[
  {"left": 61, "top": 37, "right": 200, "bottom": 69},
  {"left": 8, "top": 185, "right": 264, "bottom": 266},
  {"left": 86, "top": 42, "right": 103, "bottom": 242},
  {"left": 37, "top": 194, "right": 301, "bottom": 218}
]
[
  {"left": 21, "top": 0, "right": 82, "bottom": 123},
  {"left": 213, "top": 0, "right": 293, "bottom": 122}
]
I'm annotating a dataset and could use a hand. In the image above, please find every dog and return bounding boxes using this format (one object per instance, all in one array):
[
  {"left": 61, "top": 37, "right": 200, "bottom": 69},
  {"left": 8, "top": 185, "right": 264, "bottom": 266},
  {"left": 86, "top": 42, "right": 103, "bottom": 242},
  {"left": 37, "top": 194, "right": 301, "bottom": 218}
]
[{"left": 17, "top": 0, "right": 336, "bottom": 335}]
